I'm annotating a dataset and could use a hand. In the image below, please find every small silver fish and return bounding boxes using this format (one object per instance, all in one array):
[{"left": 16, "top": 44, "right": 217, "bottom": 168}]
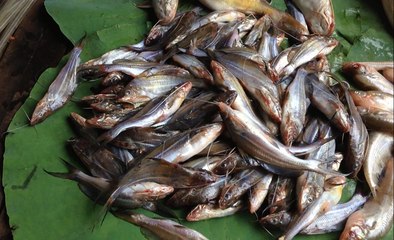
[
  {"left": 31, "top": 43, "right": 82, "bottom": 125},
  {"left": 280, "top": 68, "right": 308, "bottom": 146},
  {"left": 301, "top": 193, "right": 367, "bottom": 235}
]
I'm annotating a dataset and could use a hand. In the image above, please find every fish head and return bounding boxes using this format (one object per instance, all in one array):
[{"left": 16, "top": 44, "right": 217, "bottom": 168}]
[
  {"left": 325, "top": 37, "right": 339, "bottom": 49},
  {"left": 342, "top": 62, "right": 368, "bottom": 76},
  {"left": 260, "top": 210, "right": 292, "bottom": 229},
  {"left": 298, "top": 185, "right": 321, "bottom": 212},
  {"left": 216, "top": 90, "right": 238, "bottom": 106},
  {"left": 277, "top": 13, "right": 309, "bottom": 41},
  {"left": 218, "top": 187, "right": 233, "bottom": 209},
  {"left": 210, "top": 60, "right": 230, "bottom": 85},
  {"left": 333, "top": 108, "right": 351, "bottom": 132},
  {"left": 30, "top": 98, "right": 52, "bottom": 125},
  {"left": 77, "top": 65, "right": 105, "bottom": 80},
  {"left": 70, "top": 112, "right": 88, "bottom": 128},
  {"left": 135, "top": 184, "right": 174, "bottom": 200},
  {"left": 212, "top": 154, "right": 238, "bottom": 175},
  {"left": 217, "top": 102, "right": 233, "bottom": 121},
  {"left": 186, "top": 204, "right": 205, "bottom": 221},
  {"left": 86, "top": 115, "right": 118, "bottom": 129},
  {"left": 191, "top": 170, "right": 217, "bottom": 186},
  {"left": 163, "top": 81, "right": 193, "bottom": 113},
  {"left": 307, "top": 5, "right": 335, "bottom": 36},
  {"left": 210, "top": 60, "right": 224, "bottom": 77},
  {"left": 175, "top": 81, "right": 193, "bottom": 98},
  {"left": 118, "top": 88, "right": 151, "bottom": 104},
  {"left": 340, "top": 223, "right": 369, "bottom": 240}
]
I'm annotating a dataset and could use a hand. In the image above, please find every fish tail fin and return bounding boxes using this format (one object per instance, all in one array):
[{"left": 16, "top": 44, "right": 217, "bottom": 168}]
[
  {"left": 44, "top": 159, "right": 80, "bottom": 181},
  {"left": 91, "top": 186, "right": 122, "bottom": 231},
  {"left": 310, "top": 159, "right": 348, "bottom": 177}
]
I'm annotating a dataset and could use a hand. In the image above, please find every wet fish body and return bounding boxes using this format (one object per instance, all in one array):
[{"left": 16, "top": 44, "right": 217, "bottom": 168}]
[
  {"left": 31, "top": 44, "right": 82, "bottom": 125},
  {"left": 363, "top": 132, "right": 393, "bottom": 197}
]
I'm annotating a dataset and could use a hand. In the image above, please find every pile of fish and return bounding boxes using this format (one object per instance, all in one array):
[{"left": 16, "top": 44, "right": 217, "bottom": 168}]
[{"left": 31, "top": 0, "right": 393, "bottom": 239}]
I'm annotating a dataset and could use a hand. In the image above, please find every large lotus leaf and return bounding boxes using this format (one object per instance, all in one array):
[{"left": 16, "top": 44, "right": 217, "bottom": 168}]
[
  {"left": 3, "top": 0, "right": 393, "bottom": 239},
  {"left": 44, "top": 0, "right": 148, "bottom": 45}
]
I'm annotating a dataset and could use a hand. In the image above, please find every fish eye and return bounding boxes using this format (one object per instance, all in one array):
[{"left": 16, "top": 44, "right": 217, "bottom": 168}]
[
  {"left": 272, "top": 218, "right": 278, "bottom": 224},
  {"left": 224, "top": 193, "right": 231, "bottom": 200}
]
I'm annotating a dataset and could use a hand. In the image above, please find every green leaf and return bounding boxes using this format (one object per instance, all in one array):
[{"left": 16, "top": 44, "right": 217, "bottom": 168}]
[
  {"left": 3, "top": 0, "right": 393, "bottom": 240},
  {"left": 44, "top": 0, "right": 148, "bottom": 44},
  {"left": 346, "top": 28, "right": 394, "bottom": 61},
  {"left": 332, "top": 0, "right": 390, "bottom": 44}
]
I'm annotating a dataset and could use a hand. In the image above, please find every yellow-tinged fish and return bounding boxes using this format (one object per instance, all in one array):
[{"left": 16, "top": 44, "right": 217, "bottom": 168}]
[{"left": 198, "top": 0, "right": 309, "bottom": 40}]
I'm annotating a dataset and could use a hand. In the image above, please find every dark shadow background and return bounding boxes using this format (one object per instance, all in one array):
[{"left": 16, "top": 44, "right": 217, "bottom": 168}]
[{"left": 0, "top": 1, "right": 72, "bottom": 239}]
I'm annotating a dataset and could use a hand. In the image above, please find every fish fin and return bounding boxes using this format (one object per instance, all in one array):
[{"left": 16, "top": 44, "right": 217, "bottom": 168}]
[
  {"left": 92, "top": 182, "right": 125, "bottom": 230},
  {"left": 43, "top": 169, "right": 70, "bottom": 180},
  {"left": 91, "top": 205, "right": 110, "bottom": 232},
  {"left": 315, "top": 161, "right": 348, "bottom": 177},
  {"left": 44, "top": 159, "right": 80, "bottom": 180},
  {"left": 288, "top": 136, "right": 336, "bottom": 156}
]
